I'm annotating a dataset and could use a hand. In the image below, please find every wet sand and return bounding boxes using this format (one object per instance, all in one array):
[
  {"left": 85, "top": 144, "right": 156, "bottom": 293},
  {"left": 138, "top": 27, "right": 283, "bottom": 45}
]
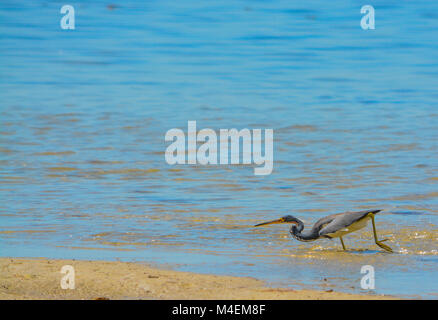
[{"left": 0, "top": 257, "right": 395, "bottom": 300}]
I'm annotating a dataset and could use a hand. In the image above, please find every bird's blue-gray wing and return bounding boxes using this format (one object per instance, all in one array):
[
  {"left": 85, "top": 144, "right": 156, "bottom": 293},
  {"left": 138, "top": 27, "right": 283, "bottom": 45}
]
[{"left": 318, "top": 210, "right": 379, "bottom": 238}]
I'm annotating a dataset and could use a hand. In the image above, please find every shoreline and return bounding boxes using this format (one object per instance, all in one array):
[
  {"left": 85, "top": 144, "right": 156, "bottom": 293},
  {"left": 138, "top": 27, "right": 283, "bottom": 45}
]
[{"left": 0, "top": 257, "right": 396, "bottom": 300}]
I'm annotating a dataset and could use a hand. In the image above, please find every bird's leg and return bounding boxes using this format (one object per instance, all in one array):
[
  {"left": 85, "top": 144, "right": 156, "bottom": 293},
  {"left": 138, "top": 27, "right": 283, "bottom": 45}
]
[
  {"left": 370, "top": 214, "right": 393, "bottom": 253},
  {"left": 339, "top": 237, "right": 346, "bottom": 251}
]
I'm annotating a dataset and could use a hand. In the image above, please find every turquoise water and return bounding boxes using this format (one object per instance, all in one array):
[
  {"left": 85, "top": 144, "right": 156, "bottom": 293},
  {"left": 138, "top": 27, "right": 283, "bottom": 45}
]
[{"left": 1, "top": 1, "right": 437, "bottom": 298}]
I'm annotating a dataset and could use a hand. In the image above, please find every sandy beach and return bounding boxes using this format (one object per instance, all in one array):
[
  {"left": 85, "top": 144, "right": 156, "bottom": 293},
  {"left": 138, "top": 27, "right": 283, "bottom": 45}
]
[{"left": 0, "top": 257, "right": 395, "bottom": 300}]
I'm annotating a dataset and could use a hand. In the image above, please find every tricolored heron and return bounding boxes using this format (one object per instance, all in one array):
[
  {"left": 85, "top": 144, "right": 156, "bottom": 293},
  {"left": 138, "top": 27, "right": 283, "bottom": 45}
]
[{"left": 254, "top": 209, "right": 393, "bottom": 252}]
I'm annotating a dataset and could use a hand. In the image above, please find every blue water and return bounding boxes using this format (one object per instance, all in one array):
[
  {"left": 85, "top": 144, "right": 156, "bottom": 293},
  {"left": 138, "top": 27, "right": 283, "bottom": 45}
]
[{"left": 1, "top": 0, "right": 437, "bottom": 299}]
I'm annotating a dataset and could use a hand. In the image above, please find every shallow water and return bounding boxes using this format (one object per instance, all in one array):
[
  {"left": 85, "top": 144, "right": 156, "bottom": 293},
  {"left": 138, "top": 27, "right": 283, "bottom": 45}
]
[{"left": 1, "top": 0, "right": 437, "bottom": 298}]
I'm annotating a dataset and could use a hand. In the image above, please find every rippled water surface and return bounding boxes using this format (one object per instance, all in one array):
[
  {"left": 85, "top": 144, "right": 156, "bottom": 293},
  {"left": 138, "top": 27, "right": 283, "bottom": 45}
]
[{"left": 1, "top": 1, "right": 437, "bottom": 298}]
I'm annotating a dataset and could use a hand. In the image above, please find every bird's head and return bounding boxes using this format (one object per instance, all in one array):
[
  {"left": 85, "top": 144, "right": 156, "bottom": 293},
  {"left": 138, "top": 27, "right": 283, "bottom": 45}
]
[{"left": 254, "top": 215, "right": 300, "bottom": 227}]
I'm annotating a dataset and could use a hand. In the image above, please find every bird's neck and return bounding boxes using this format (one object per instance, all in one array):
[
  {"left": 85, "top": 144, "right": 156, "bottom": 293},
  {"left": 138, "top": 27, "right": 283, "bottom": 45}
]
[{"left": 290, "top": 219, "right": 319, "bottom": 242}]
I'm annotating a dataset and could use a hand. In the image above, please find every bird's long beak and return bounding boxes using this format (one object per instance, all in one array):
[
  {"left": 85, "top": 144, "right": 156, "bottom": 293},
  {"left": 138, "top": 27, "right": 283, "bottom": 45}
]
[{"left": 254, "top": 218, "right": 286, "bottom": 227}]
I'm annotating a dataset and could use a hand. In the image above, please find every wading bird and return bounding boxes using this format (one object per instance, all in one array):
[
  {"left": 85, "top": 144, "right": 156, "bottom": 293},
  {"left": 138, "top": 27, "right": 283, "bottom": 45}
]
[{"left": 254, "top": 209, "right": 393, "bottom": 252}]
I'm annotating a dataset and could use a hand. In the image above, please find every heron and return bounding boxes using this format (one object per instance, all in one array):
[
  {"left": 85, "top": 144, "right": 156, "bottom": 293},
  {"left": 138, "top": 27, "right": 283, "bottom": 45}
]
[{"left": 254, "top": 209, "right": 393, "bottom": 252}]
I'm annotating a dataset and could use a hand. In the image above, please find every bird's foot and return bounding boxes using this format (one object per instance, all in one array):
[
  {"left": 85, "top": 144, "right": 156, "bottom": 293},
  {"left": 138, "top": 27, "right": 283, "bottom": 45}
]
[{"left": 376, "top": 240, "right": 393, "bottom": 253}]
